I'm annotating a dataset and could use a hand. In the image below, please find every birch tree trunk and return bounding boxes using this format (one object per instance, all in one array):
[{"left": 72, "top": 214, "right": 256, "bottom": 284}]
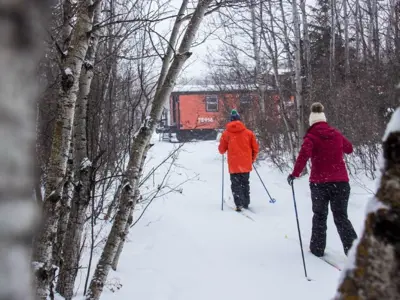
[
  {"left": 261, "top": 2, "right": 295, "bottom": 161},
  {"left": 372, "top": 0, "right": 379, "bottom": 64},
  {"left": 62, "top": 0, "right": 74, "bottom": 53},
  {"left": 111, "top": 144, "right": 153, "bottom": 271},
  {"left": 385, "top": 0, "right": 395, "bottom": 59},
  {"left": 0, "top": 0, "right": 48, "bottom": 299},
  {"left": 86, "top": 1, "right": 214, "bottom": 298},
  {"left": 292, "top": 0, "right": 305, "bottom": 143},
  {"left": 56, "top": 3, "right": 102, "bottom": 298},
  {"left": 32, "top": 1, "right": 101, "bottom": 298},
  {"left": 53, "top": 0, "right": 77, "bottom": 267},
  {"left": 335, "top": 108, "right": 400, "bottom": 300},
  {"left": 355, "top": 0, "right": 361, "bottom": 61},
  {"left": 53, "top": 158, "right": 73, "bottom": 267},
  {"left": 104, "top": 183, "right": 122, "bottom": 220},
  {"left": 95, "top": 2, "right": 116, "bottom": 156},
  {"left": 330, "top": 0, "right": 336, "bottom": 86},
  {"left": 249, "top": 0, "right": 265, "bottom": 115},
  {"left": 279, "top": 0, "right": 294, "bottom": 73},
  {"left": 155, "top": 0, "right": 189, "bottom": 92},
  {"left": 343, "top": 0, "right": 350, "bottom": 76},
  {"left": 300, "top": 0, "right": 311, "bottom": 89}
]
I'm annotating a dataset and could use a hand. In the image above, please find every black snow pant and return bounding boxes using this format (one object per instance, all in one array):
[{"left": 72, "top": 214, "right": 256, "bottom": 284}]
[
  {"left": 309, "top": 182, "right": 358, "bottom": 256},
  {"left": 230, "top": 173, "right": 250, "bottom": 208}
]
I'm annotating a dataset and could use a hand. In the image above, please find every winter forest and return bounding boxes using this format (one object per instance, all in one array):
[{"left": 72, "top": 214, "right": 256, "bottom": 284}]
[{"left": 1, "top": 0, "right": 400, "bottom": 299}]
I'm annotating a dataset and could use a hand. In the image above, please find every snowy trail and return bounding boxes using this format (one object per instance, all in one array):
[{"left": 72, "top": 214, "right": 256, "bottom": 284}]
[{"left": 101, "top": 138, "right": 371, "bottom": 300}]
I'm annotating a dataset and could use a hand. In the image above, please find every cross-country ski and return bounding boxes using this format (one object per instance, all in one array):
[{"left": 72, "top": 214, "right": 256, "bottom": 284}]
[{"left": 223, "top": 199, "right": 256, "bottom": 221}]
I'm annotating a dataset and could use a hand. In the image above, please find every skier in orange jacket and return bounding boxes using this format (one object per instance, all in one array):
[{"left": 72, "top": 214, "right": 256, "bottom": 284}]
[{"left": 218, "top": 109, "right": 259, "bottom": 211}]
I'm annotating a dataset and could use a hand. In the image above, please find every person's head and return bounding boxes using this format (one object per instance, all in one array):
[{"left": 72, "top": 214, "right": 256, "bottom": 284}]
[
  {"left": 230, "top": 109, "right": 241, "bottom": 122},
  {"left": 309, "top": 102, "right": 327, "bottom": 126}
]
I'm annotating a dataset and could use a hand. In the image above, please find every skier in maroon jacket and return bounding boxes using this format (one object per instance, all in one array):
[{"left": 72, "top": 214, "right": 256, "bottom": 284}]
[{"left": 287, "top": 102, "right": 357, "bottom": 257}]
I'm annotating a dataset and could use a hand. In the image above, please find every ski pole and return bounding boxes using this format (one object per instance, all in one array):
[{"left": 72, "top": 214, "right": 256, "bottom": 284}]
[
  {"left": 221, "top": 154, "right": 224, "bottom": 210},
  {"left": 252, "top": 164, "right": 276, "bottom": 203},
  {"left": 291, "top": 182, "right": 311, "bottom": 281}
]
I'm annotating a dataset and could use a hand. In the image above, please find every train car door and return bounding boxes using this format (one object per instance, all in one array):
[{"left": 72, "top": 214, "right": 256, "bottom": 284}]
[{"left": 170, "top": 94, "right": 180, "bottom": 129}]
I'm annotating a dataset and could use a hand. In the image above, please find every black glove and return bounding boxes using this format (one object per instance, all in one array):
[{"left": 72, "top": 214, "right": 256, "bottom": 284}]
[{"left": 287, "top": 174, "right": 295, "bottom": 186}]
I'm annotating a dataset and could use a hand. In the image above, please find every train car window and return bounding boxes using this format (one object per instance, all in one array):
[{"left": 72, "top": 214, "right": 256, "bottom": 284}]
[
  {"left": 240, "top": 94, "right": 251, "bottom": 105},
  {"left": 205, "top": 95, "right": 218, "bottom": 112}
]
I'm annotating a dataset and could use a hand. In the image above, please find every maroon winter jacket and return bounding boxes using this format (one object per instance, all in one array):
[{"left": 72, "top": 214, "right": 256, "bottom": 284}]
[{"left": 291, "top": 122, "right": 353, "bottom": 183}]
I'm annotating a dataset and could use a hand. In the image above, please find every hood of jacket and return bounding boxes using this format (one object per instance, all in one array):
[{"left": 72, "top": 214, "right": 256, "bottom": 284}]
[
  {"left": 307, "top": 122, "right": 336, "bottom": 140},
  {"left": 226, "top": 120, "right": 246, "bottom": 133}
]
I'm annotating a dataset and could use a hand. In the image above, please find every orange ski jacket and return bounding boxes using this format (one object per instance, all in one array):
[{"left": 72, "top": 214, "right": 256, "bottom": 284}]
[{"left": 218, "top": 120, "right": 259, "bottom": 174}]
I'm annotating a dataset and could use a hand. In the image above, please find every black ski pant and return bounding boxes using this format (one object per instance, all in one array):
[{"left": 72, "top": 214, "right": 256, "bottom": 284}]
[
  {"left": 309, "top": 182, "right": 357, "bottom": 256},
  {"left": 230, "top": 173, "right": 250, "bottom": 208}
]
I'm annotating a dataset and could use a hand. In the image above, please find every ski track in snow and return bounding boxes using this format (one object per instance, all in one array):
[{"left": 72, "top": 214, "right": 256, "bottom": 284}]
[{"left": 94, "top": 137, "right": 372, "bottom": 300}]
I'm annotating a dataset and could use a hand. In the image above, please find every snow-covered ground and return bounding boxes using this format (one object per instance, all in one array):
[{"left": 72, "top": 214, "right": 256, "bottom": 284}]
[{"left": 97, "top": 136, "right": 374, "bottom": 300}]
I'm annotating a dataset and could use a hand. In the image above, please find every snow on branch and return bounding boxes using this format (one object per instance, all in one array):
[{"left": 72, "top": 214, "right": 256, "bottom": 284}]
[
  {"left": 80, "top": 157, "right": 92, "bottom": 170},
  {"left": 382, "top": 108, "right": 400, "bottom": 141}
]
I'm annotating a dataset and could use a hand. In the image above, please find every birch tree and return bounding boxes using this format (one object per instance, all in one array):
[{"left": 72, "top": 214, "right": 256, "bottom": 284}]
[
  {"left": 329, "top": 0, "right": 336, "bottom": 86},
  {"left": 53, "top": 0, "right": 78, "bottom": 267},
  {"left": 32, "top": 0, "right": 102, "bottom": 298},
  {"left": 111, "top": 143, "right": 153, "bottom": 270},
  {"left": 300, "top": 0, "right": 312, "bottom": 93},
  {"left": 56, "top": 3, "right": 102, "bottom": 298},
  {"left": 292, "top": 0, "right": 305, "bottom": 143},
  {"left": 343, "top": 0, "right": 350, "bottom": 76},
  {"left": 62, "top": 0, "right": 75, "bottom": 53},
  {"left": 249, "top": 0, "right": 265, "bottom": 115},
  {"left": 0, "top": 0, "right": 49, "bottom": 299},
  {"left": 277, "top": 0, "right": 293, "bottom": 74},
  {"left": 86, "top": 1, "right": 214, "bottom": 298},
  {"left": 260, "top": 1, "right": 295, "bottom": 161}
]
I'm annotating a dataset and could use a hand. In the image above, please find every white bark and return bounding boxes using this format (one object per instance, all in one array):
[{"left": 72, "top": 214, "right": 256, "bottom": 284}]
[
  {"left": 343, "top": 0, "right": 350, "bottom": 76},
  {"left": 372, "top": 0, "right": 379, "bottom": 62},
  {"left": 96, "top": 1, "right": 115, "bottom": 154},
  {"left": 367, "top": 0, "right": 376, "bottom": 56},
  {"left": 261, "top": 2, "right": 295, "bottom": 161},
  {"left": 111, "top": 143, "right": 152, "bottom": 271},
  {"left": 155, "top": 0, "right": 189, "bottom": 93},
  {"left": 330, "top": 0, "right": 336, "bottom": 86},
  {"left": 32, "top": 1, "right": 101, "bottom": 298},
  {"left": 292, "top": 0, "right": 305, "bottom": 144},
  {"left": 53, "top": 159, "right": 73, "bottom": 267},
  {"left": 354, "top": 0, "right": 361, "bottom": 60},
  {"left": 110, "top": 190, "right": 139, "bottom": 270},
  {"left": 104, "top": 183, "right": 122, "bottom": 220},
  {"left": 62, "top": 0, "right": 74, "bottom": 52},
  {"left": 300, "top": 0, "right": 311, "bottom": 89},
  {"left": 0, "top": 0, "right": 48, "bottom": 299},
  {"left": 86, "top": 1, "right": 214, "bottom": 298},
  {"left": 385, "top": 0, "right": 394, "bottom": 59},
  {"left": 279, "top": 0, "right": 294, "bottom": 74},
  {"left": 56, "top": 3, "right": 102, "bottom": 299},
  {"left": 52, "top": 0, "right": 76, "bottom": 267},
  {"left": 249, "top": 0, "right": 265, "bottom": 114}
]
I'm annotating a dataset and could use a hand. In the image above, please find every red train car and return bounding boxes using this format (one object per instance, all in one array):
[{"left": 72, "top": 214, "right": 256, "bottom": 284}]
[{"left": 157, "top": 85, "right": 290, "bottom": 142}]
